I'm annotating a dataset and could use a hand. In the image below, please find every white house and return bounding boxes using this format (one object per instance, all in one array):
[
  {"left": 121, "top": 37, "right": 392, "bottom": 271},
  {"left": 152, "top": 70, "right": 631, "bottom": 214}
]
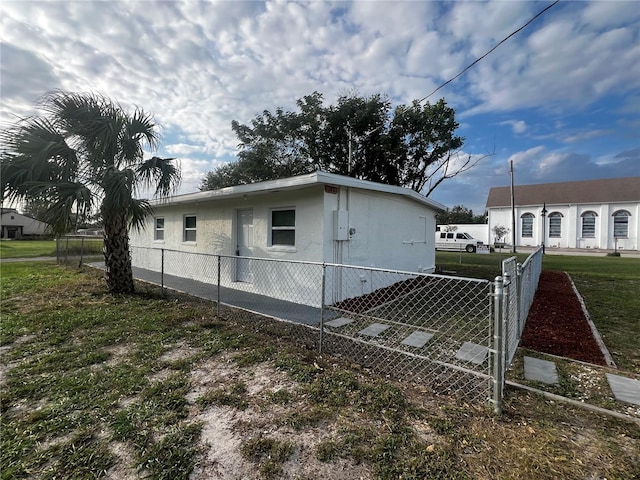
[
  {"left": 0, "top": 208, "right": 49, "bottom": 238},
  {"left": 130, "top": 171, "right": 445, "bottom": 305},
  {"left": 486, "top": 177, "right": 640, "bottom": 251}
]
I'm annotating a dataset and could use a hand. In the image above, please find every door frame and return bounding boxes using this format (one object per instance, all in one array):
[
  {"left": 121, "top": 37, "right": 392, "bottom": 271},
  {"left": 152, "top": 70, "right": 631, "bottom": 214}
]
[{"left": 235, "top": 208, "right": 254, "bottom": 282}]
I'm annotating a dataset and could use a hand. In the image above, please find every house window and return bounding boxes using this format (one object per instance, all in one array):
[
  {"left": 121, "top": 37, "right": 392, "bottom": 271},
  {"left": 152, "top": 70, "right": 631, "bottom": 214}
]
[
  {"left": 183, "top": 215, "right": 196, "bottom": 242},
  {"left": 613, "top": 210, "right": 630, "bottom": 238},
  {"left": 271, "top": 209, "right": 295, "bottom": 246},
  {"left": 521, "top": 213, "right": 534, "bottom": 237},
  {"left": 154, "top": 217, "right": 165, "bottom": 241},
  {"left": 548, "top": 212, "right": 562, "bottom": 238},
  {"left": 581, "top": 211, "right": 597, "bottom": 238}
]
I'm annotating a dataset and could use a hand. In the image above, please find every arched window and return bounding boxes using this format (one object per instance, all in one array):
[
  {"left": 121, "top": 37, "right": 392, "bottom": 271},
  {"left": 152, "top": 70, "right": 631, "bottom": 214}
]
[
  {"left": 613, "top": 210, "right": 630, "bottom": 238},
  {"left": 521, "top": 213, "right": 535, "bottom": 237},
  {"left": 581, "top": 211, "right": 597, "bottom": 238},
  {"left": 548, "top": 212, "right": 563, "bottom": 238}
]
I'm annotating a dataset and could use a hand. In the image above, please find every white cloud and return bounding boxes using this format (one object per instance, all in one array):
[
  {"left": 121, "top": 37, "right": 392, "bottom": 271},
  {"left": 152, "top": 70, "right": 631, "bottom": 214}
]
[
  {"left": 1, "top": 0, "right": 637, "bottom": 202},
  {"left": 164, "top": 144, "right": 207, "bottom": 156},
  {"left": 507, "top": 146, "right": 546, "bottom": 168},
  {"left": 462, "top": 2, "right": 640, "bottom": 115},
  {"left": 500, "top": 120, "right": 527, "bottom": 134},
  {"left": 562, "top": 129, "right": 611, "bottom": 144},
  {"left": 582, "top": 1, "right": 640, "bottom": 29}
]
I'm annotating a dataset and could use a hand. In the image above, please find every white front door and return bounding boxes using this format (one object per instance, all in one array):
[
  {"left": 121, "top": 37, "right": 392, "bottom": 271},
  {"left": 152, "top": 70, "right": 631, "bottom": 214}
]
[{"left": 236, "top": 209, "right": 254, "bottom": 282}]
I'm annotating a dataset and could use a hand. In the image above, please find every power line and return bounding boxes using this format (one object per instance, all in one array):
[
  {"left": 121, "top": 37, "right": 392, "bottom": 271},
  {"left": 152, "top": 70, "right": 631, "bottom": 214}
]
[{"left": 418, "top": 0, "right": 561, "bottom": 104}]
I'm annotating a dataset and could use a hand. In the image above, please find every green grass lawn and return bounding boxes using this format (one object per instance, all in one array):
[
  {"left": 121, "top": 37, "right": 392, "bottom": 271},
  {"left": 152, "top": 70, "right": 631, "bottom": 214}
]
[
  {"left": 0, "top": 239, "right": 59, "bottom": 258},
  {"left": 0, "top": 239, "right": 103, "bottom": 259},
  {"left": 1, "top": 262, "right": 639, "bottom": 479}
]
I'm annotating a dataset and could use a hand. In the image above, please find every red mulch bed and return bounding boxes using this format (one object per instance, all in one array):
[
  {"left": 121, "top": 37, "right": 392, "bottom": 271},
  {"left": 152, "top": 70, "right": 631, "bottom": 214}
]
[{"left": 520, "top": 270, "right": 607, "bottom": 366}]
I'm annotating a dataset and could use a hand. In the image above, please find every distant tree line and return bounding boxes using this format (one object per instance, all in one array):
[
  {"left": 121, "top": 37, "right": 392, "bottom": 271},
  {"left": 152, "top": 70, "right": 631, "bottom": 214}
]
[{"left": 436, "top": 205, "right": 487, "bottom": 225}]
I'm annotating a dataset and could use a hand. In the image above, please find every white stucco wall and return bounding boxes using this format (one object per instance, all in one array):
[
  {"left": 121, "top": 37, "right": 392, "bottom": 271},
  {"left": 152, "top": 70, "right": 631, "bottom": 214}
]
[
  {"left": 129, "top": 183, "right": 440, "bottom": 307},
  {"left": 131, "top": 188, "right": 326, "bottom": 258},
  {"left": 129, "top": 188, "right": 327, "bottom": 305},
  {"left": 487, "top": 202, "right": 639, "bottom": 250},
  {"left": 320, "top": 186, "right": 438, "bottom": 272},
  {"left": 319, "top": 186, "right": 439, "bottom": 305}
]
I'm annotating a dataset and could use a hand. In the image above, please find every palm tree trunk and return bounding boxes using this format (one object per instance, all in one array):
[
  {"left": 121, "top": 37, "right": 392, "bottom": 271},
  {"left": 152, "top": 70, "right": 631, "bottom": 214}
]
[{"left": 103, "top": 211, "right": 135, "bottom": 293}]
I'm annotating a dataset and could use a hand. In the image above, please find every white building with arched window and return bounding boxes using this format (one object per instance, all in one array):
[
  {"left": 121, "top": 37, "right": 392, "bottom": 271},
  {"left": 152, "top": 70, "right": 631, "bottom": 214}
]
[{"left": 485, "top": 177, "right": 639, "bottom": 251}]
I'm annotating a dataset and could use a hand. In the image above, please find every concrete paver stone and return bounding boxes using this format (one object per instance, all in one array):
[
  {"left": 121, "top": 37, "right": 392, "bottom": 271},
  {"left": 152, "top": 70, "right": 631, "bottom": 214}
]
[
  {"left": 455, "top": 342, "right": 489, "bottom": 365},
  {"left": 324, "top": 317, "right": 354, "bottom": 328},
  {"left": 358, "top": 323, "right": 390, "bottom": 337},
  {"left": 606, "top": 373, "right": 640, "bottom": 407},
  {"left": 524, "top": 356, "right": 559, "bottom": 385},
  {"left": 401, "top": 331, "right": 434, "bottom": 348}
]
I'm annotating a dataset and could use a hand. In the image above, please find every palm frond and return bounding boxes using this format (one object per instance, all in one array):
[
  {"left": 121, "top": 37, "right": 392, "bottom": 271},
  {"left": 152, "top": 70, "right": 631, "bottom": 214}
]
[
  {"left": 14, "top": 181, "right": 95, "bottom": 236},
  {"left": 4, "top": 89, "right": 171, "bottom": 245},
  {"left": 128, "top": 198, "right": 154, "bottom": 231},
  {"left": 135, "top": 156, "right": 181, "bottom": 198},
  {"left": 0, "top": 117, "right": 79, "bottom": 203}
]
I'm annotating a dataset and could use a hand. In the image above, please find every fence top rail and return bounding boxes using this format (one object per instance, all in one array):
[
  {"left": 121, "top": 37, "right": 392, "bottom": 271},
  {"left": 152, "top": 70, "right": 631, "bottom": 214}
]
[
  {"left": 521, "top": 246, "right": 544, "bottom": 270},
  {"left": 502, "top": 256, "right": 517, "bottom": 268},
  {"left": 129, "top": 245, "right": 491, "bottom": 284},
  {"left": 58, "top": 235, "right": 104, "bottom": 240}
]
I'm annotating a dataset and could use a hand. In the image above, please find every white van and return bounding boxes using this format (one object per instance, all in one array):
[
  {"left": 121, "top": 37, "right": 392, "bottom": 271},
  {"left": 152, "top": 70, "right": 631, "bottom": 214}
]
[{"left": 435, "top": 231, "right": 484, "bottom": 253}]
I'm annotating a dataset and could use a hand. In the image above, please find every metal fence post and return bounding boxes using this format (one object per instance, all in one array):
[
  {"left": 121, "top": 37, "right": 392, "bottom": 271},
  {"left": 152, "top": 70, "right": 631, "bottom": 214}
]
[
  {"left": 217, "top": 255, "right": 221, "bottom": 317},
  {"left": 493, "top": 275, "right": 505, "bottom": 415},
  {"left": 503, "top": 271, "right": 511, "bottom": 367},
  {"left": 319, "top": 263, "right": 326, "bottom": 353},
  {"left": 516, "top": 262, "right": 523, "bottom": 336},
  {"left": 78, "top": 237, "right": 85, "bottom": 269},
  {"left": 161, "top": 248, "right": 165, "bottom": 296}
]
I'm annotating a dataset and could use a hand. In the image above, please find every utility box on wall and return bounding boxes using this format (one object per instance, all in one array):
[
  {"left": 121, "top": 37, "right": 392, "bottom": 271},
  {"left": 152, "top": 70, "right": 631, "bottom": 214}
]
[{"left": 333, "top": 210, "right": 349, "bottom": 240}]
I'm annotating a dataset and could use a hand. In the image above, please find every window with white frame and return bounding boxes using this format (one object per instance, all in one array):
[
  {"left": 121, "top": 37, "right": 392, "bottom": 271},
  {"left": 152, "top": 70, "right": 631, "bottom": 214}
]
[
  {"left": 581, "top": 211, "right": 597, "bottom": 238},
  {"left": 613, "top": 210, "right": 630, "bottom": 238},
  {"left": 521, "top": 213, "right": 534, "bottom": 237},
  {"left": 183, "top": 215, "right": 197, "bottom": 242},
  {"left": 548, "top": 212, "right": 562, "bottom": 238},
  {"left": 154, "top": 217, "right": 165, "bottom": 241},
  {"left": 271, "top": 209, "right": 295, "bottom": 246}
]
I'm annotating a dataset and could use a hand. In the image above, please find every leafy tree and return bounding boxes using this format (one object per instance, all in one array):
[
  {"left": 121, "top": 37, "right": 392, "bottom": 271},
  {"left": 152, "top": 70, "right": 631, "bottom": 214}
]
[
  {"left": 436, "top": 205, "right": 487, "bottom": 225},
  {"left": 1, "top": 91, "right": 180, "bottom": 293},
  {"left": 201, "top": 91, "right": 483, "bottom": 195}
]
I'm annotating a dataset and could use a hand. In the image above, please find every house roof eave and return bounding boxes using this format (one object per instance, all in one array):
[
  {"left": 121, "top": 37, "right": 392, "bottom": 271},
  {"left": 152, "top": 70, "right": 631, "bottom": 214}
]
[{"left": 150, "top": 171, "right": 446, "bottom": 212}]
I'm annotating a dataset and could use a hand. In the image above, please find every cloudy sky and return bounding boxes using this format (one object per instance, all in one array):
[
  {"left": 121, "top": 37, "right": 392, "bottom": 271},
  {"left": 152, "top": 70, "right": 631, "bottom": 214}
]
[{"left": 1, "top": 0, "right": 639, "bottom": 214}]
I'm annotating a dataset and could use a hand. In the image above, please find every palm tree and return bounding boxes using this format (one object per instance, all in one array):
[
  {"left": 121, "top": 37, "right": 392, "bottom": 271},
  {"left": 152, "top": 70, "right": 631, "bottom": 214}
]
[{"left": 1, "top": 91, "right": 180, "bottom": 293}]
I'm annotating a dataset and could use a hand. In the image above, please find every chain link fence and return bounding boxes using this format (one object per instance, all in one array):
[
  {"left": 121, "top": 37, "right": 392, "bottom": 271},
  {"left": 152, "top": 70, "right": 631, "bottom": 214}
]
[
  {"left": 501, "top": 247, "right": 544, "bottom": 370},
  {"left": 75, "top": 244, "right": 544, "bottom": 413},
  {"left": 56, "top": 236, "right": 104, "bottom": 267},
  {"left": 322, "top": 266, "right": 494, "bottom": 404},
  {"left": 126, "top": 246, "right": 495, "bottom": 407}
]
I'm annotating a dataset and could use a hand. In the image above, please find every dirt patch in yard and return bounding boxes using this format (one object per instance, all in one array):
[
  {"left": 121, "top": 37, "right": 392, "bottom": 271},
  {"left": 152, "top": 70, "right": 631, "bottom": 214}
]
[
  {"left": 186, "top": 356, "right": 371, "bottom": 480},
  {"left": 520, "top": 270, "right": 607, "bottom": 365}
]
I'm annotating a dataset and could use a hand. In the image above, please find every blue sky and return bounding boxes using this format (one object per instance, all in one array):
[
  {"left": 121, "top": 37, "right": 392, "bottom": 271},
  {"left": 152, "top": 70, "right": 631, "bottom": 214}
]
[{"left": 1, "top": 0, "right": 638, "bottom": 215}]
